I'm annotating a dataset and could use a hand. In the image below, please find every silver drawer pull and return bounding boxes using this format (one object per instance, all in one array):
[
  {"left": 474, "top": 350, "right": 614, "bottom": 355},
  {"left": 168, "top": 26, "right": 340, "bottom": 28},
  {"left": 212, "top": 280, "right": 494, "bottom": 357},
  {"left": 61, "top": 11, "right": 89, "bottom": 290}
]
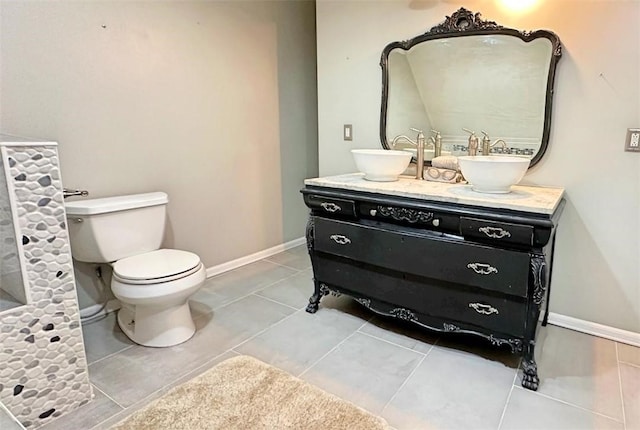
[
  {"left": 330, "top": 234, "right": 351, "bottom": 245},
  {"left": 478, "top": 226, "right": 511, "bottom": 239},
  {"left": 469, "top": 302, "right": 499, "bottom": 315},
  {"left": 467, "top": 262, "right": 498, "bottom": 275},
  {"left": 320, "top": 202, "right": 341, "bottom": 213}
]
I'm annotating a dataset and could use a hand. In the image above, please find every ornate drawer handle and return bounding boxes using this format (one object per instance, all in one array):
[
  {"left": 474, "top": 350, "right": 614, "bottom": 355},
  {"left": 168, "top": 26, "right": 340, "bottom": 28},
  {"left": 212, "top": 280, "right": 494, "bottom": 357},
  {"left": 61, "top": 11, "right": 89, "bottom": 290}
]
[
  {"left": 330, "top": 234, "right": 351, "bottom": 245},
  {"left": 320, "top": 202, "right": 341, "bottom": 213},
  {"left": 478, "top": 226, "right": 511, "bottom": 239},
  {"left": 469, "top": 302, "right": 499, "bottom": 315},
  {"left": 467, "top": 262, "right": 498, "bottom": 275}
]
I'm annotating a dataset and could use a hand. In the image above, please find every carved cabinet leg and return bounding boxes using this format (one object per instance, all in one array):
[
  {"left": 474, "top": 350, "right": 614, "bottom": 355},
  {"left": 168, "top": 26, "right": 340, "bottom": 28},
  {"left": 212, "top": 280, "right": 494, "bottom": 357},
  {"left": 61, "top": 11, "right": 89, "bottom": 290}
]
[
  {"left": 306, "top": 279, "right": 323, "bottom": 313},
  {"left": 521, "top": 342, "right": 539, "bottom": 391},
  {"left": 305, "top": 213, "right": 320, "bottom": 314}
]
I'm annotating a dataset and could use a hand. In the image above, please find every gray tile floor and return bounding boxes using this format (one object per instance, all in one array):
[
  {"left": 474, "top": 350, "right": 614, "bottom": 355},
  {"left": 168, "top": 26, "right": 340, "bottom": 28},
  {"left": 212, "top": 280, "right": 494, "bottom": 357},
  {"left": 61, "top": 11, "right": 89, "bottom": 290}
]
[
  {"left": 40, "top": 245, "right": 639, "bottom": 430},
  {"left": 0, "top": 289, "right": 23, "bottom": 313}
]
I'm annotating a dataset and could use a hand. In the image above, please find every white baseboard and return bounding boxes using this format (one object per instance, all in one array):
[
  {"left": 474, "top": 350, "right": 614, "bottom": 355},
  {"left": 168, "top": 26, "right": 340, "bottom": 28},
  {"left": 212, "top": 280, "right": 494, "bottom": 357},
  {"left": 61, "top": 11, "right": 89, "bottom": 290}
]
[
  {"left": 79, "top": 299, "right": 121, "bottom": 319},
  {"left": 205, "top": 237, "right": 306, "bottom": 278},
  {"left": 548, "top": 312, "right": 640, "bottom": 347}
]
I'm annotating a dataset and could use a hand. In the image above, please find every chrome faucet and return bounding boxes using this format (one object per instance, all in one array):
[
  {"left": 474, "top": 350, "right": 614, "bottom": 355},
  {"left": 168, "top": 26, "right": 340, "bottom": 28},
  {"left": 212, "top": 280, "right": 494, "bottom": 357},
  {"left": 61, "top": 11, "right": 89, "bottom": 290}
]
[
  {"left": 391, "top": 127, "right": 425, "bottom": 180},
  {"left": 481, "top": 131, "right": 507, "bottom": 155},
  {"left": 463, "top": 128, "right": 479, "bottom": 156},
  {"left": 429, "top": 129, "right": 442, "bottom": 158}
]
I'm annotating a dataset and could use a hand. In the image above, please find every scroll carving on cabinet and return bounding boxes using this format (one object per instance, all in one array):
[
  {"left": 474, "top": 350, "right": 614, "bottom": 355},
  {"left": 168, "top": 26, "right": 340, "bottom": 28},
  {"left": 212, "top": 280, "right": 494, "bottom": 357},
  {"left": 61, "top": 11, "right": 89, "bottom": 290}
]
[
  {"left": 355, "top": 298, "right": 371, "bottom": 308},
  {"left": 389, "top": 308, "right": 417, "bottom": 322},
  {"left": 443, "top": 323, "right": 461, "bottom": 332},
  {"left": 305, "top": 216, "right": 315, "bottom": 253},
  {"left": 376, "top": 206, "right": 434, "bottom": 223},
  {"left": 488, "top": 336, "right": 524, "bottom": 354},
  {"left": 531, "top": 255, "right": 547, "bottom": 306}
]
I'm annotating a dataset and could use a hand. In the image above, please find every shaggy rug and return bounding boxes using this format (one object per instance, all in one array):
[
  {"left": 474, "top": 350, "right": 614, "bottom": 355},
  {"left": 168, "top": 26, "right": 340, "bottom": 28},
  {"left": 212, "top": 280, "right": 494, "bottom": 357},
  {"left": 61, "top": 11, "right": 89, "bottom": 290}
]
[{"left": 112, "top": 355, "right": 392, "bottom": 430}]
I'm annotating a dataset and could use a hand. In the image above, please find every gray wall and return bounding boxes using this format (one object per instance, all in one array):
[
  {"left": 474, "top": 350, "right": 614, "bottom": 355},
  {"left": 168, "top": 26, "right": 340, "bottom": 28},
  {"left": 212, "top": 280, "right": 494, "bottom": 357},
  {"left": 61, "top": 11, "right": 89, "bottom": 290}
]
[
  {"left": 0, "top": 1, "right": 318, "bottom": 308},
  {"left": 316, "top": 0, "right": 639, "bottom": 333}
]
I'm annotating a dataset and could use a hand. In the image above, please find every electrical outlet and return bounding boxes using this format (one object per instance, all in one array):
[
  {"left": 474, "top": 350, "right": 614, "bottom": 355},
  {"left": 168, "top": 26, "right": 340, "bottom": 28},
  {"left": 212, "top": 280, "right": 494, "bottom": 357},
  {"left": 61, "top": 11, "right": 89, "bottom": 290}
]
[
  {"left": 625, "top": 128, "right": 640, "bottom": 152},
  {"left": 343, "top": 124, "right": 353, "bottom": 141}
]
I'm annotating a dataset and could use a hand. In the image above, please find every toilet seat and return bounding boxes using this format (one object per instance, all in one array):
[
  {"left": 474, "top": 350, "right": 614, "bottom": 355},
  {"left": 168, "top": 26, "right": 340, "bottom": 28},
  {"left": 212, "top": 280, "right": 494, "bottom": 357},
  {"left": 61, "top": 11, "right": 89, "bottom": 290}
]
[{"left": 113, "top": 249, "right": 202, "bottom": 285}]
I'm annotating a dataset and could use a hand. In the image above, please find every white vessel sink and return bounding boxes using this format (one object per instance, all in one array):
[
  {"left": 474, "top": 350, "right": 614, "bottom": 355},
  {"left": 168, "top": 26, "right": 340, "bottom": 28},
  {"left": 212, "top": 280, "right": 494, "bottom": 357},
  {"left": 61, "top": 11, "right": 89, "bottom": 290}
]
[
  {"left": 351, "top": 149, "right": 412, "bottom": 182},
  {"left": 458, "top": 155, "right": 530, "bottom": 193}
]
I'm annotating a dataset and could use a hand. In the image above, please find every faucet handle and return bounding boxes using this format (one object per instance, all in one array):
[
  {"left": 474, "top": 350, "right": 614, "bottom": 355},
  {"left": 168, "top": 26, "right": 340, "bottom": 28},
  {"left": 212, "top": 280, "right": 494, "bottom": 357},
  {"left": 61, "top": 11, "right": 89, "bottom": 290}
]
[
  {"left": 481, "top": 131, "right": 492, "bottom": 146},
  {"left": 410, "top": 127, "right": 424, "bottom": 138},
  {"left": 430, "top": 129, "right": 443, "bottom": 157},
  {"left": 463, "top": 128, "right": 479, "bottom": 156}
]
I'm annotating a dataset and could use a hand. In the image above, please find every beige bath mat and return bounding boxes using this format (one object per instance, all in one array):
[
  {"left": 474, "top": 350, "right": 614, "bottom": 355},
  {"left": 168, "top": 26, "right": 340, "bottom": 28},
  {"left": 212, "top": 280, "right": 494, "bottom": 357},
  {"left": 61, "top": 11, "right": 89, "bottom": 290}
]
[{"left": 112, "top": 355, "right": 392, "bottom": 430}]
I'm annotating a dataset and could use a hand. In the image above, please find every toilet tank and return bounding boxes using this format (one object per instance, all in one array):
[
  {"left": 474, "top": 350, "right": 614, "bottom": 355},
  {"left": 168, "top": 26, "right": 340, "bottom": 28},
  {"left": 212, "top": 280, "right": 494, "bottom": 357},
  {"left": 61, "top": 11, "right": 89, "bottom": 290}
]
[{"left": 65, "top": 192, "right": 169, "bottom": 263}]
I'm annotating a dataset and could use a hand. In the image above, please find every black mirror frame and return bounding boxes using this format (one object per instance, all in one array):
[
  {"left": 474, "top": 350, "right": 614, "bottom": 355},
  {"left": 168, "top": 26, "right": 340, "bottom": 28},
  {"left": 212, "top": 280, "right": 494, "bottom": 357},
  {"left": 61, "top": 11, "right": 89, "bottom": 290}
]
[{"left": 379, "top": 7, "right": 562, "bottom": 168}]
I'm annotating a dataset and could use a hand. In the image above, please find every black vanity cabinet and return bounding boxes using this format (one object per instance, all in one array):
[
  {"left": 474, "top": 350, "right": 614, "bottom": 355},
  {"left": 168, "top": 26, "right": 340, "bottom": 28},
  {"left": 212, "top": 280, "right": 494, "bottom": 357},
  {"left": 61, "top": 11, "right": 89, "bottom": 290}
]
[{"left": 302, "top": 177, "right": 565, "bottom": 391}]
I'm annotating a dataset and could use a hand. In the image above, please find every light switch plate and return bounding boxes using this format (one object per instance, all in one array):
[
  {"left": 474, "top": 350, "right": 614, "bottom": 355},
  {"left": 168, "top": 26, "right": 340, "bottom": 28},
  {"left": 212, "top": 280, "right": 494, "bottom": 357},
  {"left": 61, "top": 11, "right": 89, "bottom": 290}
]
[
  {"left": 625, "top": 128, "right": 640, "bottom": 152},
  {"left": 343, "top": 124, "right": 353, "bottom": 141}
]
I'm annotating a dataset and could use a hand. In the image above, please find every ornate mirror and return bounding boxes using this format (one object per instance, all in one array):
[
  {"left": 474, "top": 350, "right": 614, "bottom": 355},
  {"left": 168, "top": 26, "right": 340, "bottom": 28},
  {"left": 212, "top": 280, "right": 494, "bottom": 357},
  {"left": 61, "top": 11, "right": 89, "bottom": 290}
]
[{"left": 380, "top": 8, "right": 562, "bottom": 167}]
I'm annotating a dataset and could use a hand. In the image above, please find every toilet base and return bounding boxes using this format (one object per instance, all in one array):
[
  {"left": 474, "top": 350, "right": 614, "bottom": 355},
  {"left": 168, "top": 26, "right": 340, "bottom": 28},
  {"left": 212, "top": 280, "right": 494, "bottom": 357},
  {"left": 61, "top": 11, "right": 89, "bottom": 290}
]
[{"left": 117, "top": 302, "right": 196, "bottom": 347}]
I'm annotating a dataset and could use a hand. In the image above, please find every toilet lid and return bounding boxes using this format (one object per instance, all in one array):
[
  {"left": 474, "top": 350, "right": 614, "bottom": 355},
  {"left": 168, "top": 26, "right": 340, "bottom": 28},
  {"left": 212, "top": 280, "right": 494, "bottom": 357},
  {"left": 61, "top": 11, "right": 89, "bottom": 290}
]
[{"left": 113, "top": 249, "right": 201, "bottom": 281}]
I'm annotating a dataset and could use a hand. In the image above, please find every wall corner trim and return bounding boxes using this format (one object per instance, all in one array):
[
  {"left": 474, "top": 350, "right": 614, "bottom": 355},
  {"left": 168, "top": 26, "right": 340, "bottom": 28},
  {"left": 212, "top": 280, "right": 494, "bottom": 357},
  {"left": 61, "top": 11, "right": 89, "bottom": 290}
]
[
  {"left": 205, "top": 237, "right": 306, "bottom": 278},
  {"left": 548, "top": 312, "right": 640, "bottom": 347}
]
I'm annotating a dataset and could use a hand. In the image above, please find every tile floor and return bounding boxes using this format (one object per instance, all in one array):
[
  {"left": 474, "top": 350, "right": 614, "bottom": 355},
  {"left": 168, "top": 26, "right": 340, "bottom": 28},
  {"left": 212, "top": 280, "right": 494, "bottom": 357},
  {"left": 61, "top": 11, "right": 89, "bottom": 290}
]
[
  {"left": 38, "top": 245, "right": 639, "bottom": 430},
  {"left": 0, "top": 289, "right": 23, "bottom": 313}
]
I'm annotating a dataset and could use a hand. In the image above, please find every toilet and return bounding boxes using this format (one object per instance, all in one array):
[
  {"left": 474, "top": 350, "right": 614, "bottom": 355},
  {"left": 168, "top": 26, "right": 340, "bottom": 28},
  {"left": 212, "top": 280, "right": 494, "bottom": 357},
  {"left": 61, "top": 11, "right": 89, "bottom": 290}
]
[{"left": 65, "top": 192, "right": 206, "bottom": 347}]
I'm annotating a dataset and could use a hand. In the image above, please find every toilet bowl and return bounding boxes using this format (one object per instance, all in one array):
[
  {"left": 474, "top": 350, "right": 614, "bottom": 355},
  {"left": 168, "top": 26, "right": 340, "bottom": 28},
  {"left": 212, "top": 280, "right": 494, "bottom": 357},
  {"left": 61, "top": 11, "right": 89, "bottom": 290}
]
[
  {"left": 111, "top": 249, "right": 206, "bottom": 347},
  {"left": 65, "top": 192, "right": 206, "bottom": 347}
]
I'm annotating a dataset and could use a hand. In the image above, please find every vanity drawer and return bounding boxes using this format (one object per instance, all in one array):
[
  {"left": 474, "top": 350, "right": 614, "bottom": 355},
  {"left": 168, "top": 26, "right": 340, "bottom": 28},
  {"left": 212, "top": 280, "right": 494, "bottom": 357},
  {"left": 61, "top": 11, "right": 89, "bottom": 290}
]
[
  {"left": 315, "top": 255, "right": 527, "bottom": 337},
  {"left": 305, "top": 194, "right": 357, "bottom": 218},
  {"left": 460, "top": 217, "right": 533, "bottom": 247},
  {"left": 314, "top": 217, "right": 529, "bottom": 297}
]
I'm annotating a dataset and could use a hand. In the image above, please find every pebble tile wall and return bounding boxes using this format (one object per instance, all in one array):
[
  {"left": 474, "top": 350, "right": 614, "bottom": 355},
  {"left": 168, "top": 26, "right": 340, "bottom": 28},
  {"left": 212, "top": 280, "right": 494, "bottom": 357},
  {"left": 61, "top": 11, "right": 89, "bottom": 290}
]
[{"left": 0, "top": 143, "right": 92, "bottom": 429}]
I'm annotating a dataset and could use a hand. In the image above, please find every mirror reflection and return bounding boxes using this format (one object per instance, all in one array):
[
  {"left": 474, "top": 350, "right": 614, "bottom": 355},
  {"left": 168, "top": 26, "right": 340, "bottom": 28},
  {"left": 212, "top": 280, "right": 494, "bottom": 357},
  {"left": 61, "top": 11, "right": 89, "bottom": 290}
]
[
  {"left": 380, "top": 8, "right": 561, "bottom": 167},
  {"left": 0, "top": 157, "right": 28, "bottom": 312}
]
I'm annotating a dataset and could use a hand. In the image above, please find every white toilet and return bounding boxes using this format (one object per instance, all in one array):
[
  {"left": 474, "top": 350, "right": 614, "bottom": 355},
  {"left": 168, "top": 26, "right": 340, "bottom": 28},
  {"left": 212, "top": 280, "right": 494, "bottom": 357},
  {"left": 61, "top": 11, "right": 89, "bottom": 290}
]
[{"left": 65, "top": 192, "right": 206, "bottom": 347}]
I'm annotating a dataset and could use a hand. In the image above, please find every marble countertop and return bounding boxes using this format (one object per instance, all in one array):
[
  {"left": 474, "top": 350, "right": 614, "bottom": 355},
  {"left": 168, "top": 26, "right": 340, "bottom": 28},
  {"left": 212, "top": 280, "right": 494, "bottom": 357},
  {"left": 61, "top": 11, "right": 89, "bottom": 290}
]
[{"left": 304, "top": 173, "right": 564, "bottom": 215}]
